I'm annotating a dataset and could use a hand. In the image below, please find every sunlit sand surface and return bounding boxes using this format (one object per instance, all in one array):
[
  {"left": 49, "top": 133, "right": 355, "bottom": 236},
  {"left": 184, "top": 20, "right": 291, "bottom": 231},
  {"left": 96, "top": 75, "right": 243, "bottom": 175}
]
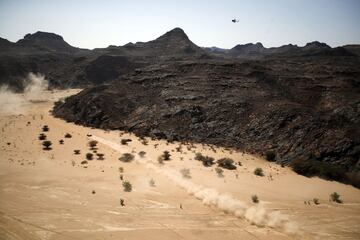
[{"left": 0, "top": 90, "right": 359, "bottom": 240}]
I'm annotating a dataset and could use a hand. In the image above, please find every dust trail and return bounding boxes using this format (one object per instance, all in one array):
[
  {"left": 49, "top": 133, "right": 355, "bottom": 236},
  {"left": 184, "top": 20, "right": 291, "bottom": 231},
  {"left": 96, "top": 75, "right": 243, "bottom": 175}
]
[
  {"left": 0, "top": 73, "right": 49, "bottom": 114},
  {"left": 91, "top": 135, "right": 299, "bottom": 235}
]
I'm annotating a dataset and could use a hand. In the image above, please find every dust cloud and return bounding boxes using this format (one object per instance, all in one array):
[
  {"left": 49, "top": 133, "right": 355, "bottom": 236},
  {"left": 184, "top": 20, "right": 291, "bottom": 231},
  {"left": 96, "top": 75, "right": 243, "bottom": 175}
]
[
  {"left": 91, "top": 135, "right": 299, "bottom": 235},
  {"left": 0, "top": 73, "right": 49, "bottom": 114}
]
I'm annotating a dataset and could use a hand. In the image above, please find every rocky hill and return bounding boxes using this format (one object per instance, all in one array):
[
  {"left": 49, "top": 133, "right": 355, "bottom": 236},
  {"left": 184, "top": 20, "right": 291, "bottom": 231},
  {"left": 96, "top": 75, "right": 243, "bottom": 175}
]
[{"left": 53, "top": 54, "right": 360, "bottom": 187}]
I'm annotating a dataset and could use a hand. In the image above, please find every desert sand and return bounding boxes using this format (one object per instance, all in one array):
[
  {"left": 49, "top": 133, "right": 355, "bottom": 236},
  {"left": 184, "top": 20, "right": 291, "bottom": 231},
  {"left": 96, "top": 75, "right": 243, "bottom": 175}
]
[{"left": 0, "top": 89, "right": 359, "bottom": 240}]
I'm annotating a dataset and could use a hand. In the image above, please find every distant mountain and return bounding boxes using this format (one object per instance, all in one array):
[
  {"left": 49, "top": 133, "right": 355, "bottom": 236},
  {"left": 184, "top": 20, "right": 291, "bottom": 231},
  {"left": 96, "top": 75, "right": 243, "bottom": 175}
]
[
  {"left": 0, "top": 28, "right": 359, "bottom": 91},
  {"left": 229, "top": 42, "right": 266, "bottom": 58},
  {"left": 95, "top": 27, "right": 207, "bottom": 59},
  {"left": 204, "top": 41, "right": 356, "bottom": 59}
]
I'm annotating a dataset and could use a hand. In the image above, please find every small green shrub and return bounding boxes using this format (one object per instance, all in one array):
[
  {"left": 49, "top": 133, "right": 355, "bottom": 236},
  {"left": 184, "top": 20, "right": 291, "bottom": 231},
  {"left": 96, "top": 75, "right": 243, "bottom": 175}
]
[
  {"left": 38, "top": 134, "right": 46, "bottom": 141},
  {"left": 217, "top": 158, "right": 237, "bottom": 170},
  {"left": 162, "top": 151, "right": 171, "bottom": 161},
  {"left": 42, "top": 140, "right": 52, "bottom": 150},
  {"left": 195, "top": 153, "right": 215, "bottom": 167},
  {"left": 119, "top": 153, "right": 135, "bottom": 162},
  {"left": 88, "top": 140, "right": 98, "bottom": 150},
  {"left": 121, "top": 139, "right": 132, "bottom": 145},
  {"left": 97, "top": 153, "right": 105, "bottom": 160},
  {"left": 251, "top": 195, "right": 259, "bottom": 203},
  {"left": 86, "top": 153, "right": 93, "bottom": 160},
  {"left": 330, "top": 192, "right": 342, "bottom": 203},
  {"left": 122, "top": 181, "right": 132, "bottom": 192},
  {"left": 64, "top": 133, "right": 72, "bottom": 138},
  {"left": 254, "top": 167, "right": 264, "bottom": 176},
  {"left": 138, "top": 151, "right": 146, "bottom": 158}
]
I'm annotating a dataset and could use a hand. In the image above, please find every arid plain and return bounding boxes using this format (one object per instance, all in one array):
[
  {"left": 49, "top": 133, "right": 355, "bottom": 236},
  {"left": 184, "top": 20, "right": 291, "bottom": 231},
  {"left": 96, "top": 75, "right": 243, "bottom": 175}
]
[{"left": 0, "top": 89, "right": 359, "bottom": 240}]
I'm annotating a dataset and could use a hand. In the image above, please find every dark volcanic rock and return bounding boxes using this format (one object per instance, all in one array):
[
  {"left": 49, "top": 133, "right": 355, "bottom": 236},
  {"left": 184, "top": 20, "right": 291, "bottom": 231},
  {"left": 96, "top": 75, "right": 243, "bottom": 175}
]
[{"left": 53, "top": 55, "right": 360, "bottom": 187}]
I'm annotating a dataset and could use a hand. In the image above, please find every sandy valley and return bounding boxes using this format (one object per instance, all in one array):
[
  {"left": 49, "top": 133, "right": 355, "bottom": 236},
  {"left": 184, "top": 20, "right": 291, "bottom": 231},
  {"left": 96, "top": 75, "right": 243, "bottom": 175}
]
[{"left": 0, "top": 90, "right": 359, "bottom": 240}]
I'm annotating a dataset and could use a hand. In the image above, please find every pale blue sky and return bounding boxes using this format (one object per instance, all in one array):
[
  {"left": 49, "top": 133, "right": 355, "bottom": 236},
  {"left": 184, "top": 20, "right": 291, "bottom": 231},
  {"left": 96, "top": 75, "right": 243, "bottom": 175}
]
[{"left": 0, "top": 0, "right": 359, "bottom": 49}]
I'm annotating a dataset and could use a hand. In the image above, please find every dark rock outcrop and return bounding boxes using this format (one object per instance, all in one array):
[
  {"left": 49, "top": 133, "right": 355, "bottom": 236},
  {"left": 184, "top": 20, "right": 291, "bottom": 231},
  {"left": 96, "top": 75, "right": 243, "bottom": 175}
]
[{"left": 53, "top": 55, "right": 360, "bottom": 187}]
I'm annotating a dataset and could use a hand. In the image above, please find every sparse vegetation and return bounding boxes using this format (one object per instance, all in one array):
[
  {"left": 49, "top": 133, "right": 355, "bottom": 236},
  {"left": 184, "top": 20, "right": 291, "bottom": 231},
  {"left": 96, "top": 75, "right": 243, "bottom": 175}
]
[
  {"left": 42, "top": 140, "right": 52, "bottom": 150},
  {"left": 38, "top": 133, "right": 46, "bottom": 140},
  {"left": 313, "top": 198, "right": 320, "bottom": 205},
  {"left": 251, "top": 195, "right": 259, "bottom": 203},
  {"left": 74, "top": 149, "right": 81, "bottom": 155},
  {"left": 59, "top": 139, "right": 64, "bottom": 144},
  {"left": 119, "top": 153, "right": 135, "bottom": 162},
  {"left": 157, "top": 156, "right": 164, "bottom": 165},
  {"left": 330, "top": 192, "right": 342, "bottom": 203},
  {"left": 254, "top": 167, "right": 264, "bottom": 176},
  {"left": 119, "top": 167, "right": 124, "bottom": 173},
  {"left": 42, "top": 125, "right": 49, "bottom": 132},
  {"left": 97, "top": 153, "right": 105, "bottom": 160},
  {"left": 162, "top": 151, "right": 171, "bottom": 161},
  {"left": 122, "top": 181, "right": 132, "bottom": 192},
  {"left": 138, "top": 151, "right": 146, "bottom": 158},
  {"left": 64, "top": 133, "right": 72, "bottom": 138},
  {"left": 81, "top": 160, "right": 88, "bottom": 164},
  {"left": 195, "top": 153, "right": 215, "bottom": 167},
  {"left": 86, "top": 153, "right": 94, "bottom": 160},
  {"left": 265, "top": 151, "right": 276, "bottom": 162},
  {"left": 217, "top": 158, "right": 237, "bottom": 170},
  {"left": 121, "top": 139, "right": 132, "bottom": 145},
  {"left": 180, "top": 168, "right": 191, "bottom": 178},
  {"left": 215, "top": 167, "right": 224, "bottom": 177},
  {"left": 149, "top": 178, "right": 155, "bottom": 187},
  {"left": 88, "top": 140, "right": 98, "bottom": 150}
]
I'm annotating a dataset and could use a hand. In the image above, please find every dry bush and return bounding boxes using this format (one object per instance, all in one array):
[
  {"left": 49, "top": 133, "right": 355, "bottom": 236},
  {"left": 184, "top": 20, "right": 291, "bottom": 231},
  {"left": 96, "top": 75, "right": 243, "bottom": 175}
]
[
  {"left": 122, "top": 181, "right": 132, "bottom": 192},
  {"left": 86, "top": 153, "right": 93, "bottom": 160},
  {"left": 330, "top": 192, "right": 342, "bottom": 203},
  {"left": 254, "top": 167, "right": 264, "bottom": 176},
  {"left": 119, "top": 153, "right": 135, "bottom": 162},
  {"left": 195, "top": 153, "right": 215, "bottom": 167},
  {"left": 215, "top": 167, "right": 224, "bottom": 177},
  {"left": 88, "top": 140, "right": 98, "bottom": 150},
  {"left": 42, "top": 140, "right": 52, "bottom": 150},
  {"left": 38, "top": 133, "right": 46, "bottom": 140},
  {"left": 138, "top": 151, "right": 146, "bottom": 158},
  {"left": 217, "top": 158, "right": 237, "bottom": 170},
  {"left": 251, "top": 195, "right": 259, "bottom": 203},
  {"left": 64, "top": 133, "right": 72, "bottom": 138},
  {"left": 180, "top": 168, "right": 191, "bottom": 179},
  {"left": 121, "top": 139, "right": 132, "bottom": 145}
]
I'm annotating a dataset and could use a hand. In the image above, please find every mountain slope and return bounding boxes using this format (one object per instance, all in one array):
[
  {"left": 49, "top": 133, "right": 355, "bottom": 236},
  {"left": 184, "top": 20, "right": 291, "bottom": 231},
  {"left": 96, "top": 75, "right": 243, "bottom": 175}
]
[{"left": 53, "top": 55, "right": 360, "bottom": 187}]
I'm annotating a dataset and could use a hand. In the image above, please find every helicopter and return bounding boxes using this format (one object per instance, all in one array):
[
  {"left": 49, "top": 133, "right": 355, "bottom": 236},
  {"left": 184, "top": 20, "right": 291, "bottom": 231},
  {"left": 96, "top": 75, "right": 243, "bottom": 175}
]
[{"left": 232, "top": 19, "right": 239, "bottom": 23}]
